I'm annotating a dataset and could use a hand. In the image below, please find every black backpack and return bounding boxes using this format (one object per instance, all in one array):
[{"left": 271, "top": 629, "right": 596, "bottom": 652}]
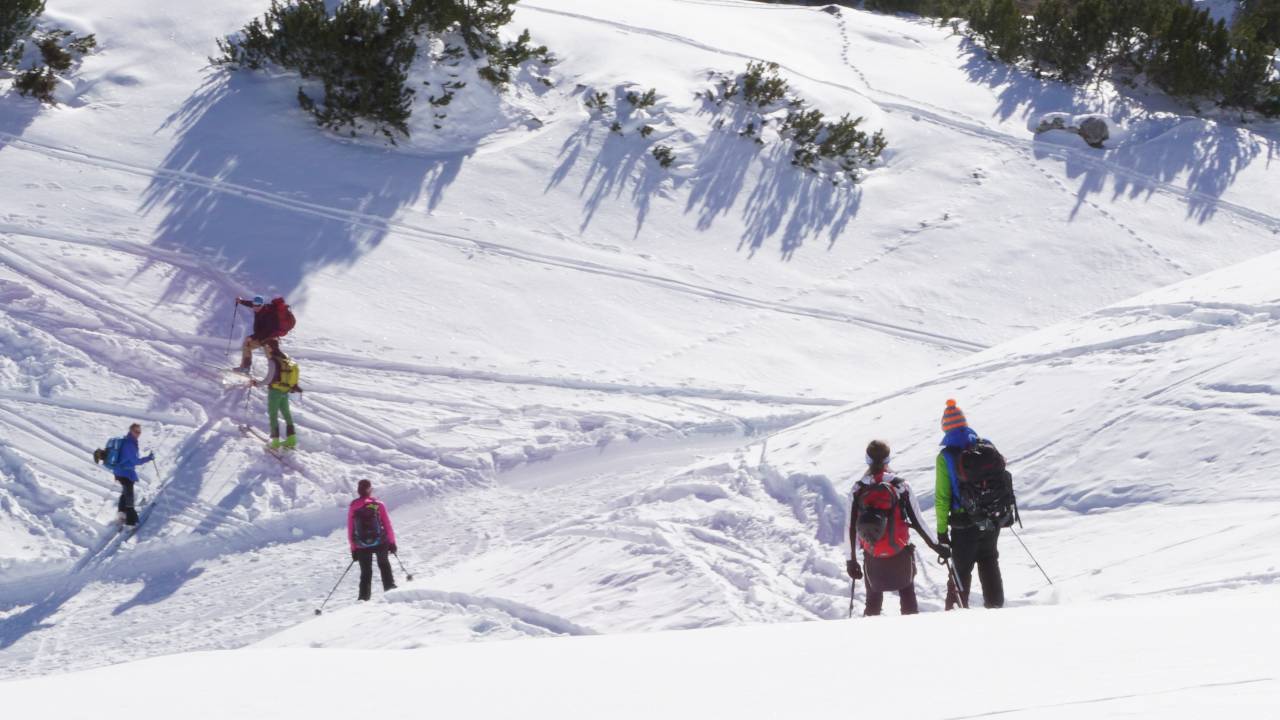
[
  {"left": 352, "top": 502, "right": 386, "bottom": 549},
  {"left": 955, "top": 440, "right": 1017, "bottom": 528}
]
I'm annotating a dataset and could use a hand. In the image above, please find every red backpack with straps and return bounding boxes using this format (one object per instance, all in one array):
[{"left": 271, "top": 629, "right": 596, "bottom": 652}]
[
  {"left": 268, "top": 297, "right": 296, "bottom": 338},
  {"left": 853, "top": 477, "right": 910, "bottom": 558}
]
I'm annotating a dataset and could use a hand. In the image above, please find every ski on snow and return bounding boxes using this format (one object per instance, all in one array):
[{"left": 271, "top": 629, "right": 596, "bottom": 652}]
[{"left": 237, "top": 424, "right": 301, "bottom": 469}]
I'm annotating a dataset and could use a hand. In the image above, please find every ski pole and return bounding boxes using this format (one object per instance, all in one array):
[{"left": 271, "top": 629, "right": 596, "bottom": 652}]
[
  {"left": 1010, "top": 528, "right": 1053, "bottom": 585},
  {"left": 316, "top": 560, "right": 356, "bottom": 615},
  {"left": 150, "top": 459, "right": 162, "bottom": 505},
  {"left": 225, "top": 302, "right": 239, "bottom": 359},
  {"left": 943, "top": 557, "right": 969, "bottom": 609},
  {"left": 847, "top": 578, "right": 855, "bottom": 619},
  {"left": 392, "top": 552, "right": 414, "bottom": 581}
]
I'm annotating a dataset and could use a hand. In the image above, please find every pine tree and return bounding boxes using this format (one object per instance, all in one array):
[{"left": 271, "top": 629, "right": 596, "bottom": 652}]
[
  {"left": 969, "top": 0, "right": 1026, "bottom": 63},
  {"left": 1238, "top": 0, "right": 1280, "bottom": 47},
  {"left": 217, "top": 0, "right": 542, "bottom": 141},
  {"left": 1220, "top": 38, "right": 1276, "bottom": 111},
  {"left": 1147, "top": 5, "right": 1229, "bottom": 101},
  {"left": 0, "top": 0, "right": 44, "bottom": 67},
  {"left": 1028, "top": 0, "right": 1089, "bottom": 80}
]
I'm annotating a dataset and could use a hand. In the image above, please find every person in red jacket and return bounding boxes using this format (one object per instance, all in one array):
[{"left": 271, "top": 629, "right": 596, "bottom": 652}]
[
  {"left": 347, "top": 479, "right": 398, "bottom": 601},
  {"left": 235, "top": 295, "right": 277, "bottom": 372}
]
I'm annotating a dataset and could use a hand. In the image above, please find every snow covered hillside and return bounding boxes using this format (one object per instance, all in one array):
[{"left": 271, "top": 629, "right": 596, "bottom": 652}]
[
  {"left": 8, "top": 587, "right": 1280, "bottom": 719},
  {"left": 2, "top": 0, "right": 1279, "bottom": 699}
]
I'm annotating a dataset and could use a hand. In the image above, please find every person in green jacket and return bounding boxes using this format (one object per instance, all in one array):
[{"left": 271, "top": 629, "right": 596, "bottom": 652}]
[{"left": 935, "top": 399, "right": 1005, "bottom": 610}]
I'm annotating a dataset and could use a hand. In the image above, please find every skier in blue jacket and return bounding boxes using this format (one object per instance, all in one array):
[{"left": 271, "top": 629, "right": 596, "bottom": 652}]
[{"left": 108, "top": 423, "right": 154, "bottom": 526}]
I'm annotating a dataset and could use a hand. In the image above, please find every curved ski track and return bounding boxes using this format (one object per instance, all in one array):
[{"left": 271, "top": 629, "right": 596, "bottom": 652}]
[
  {"left": 520, "top": 2, "right": 1280, "bottom": 237},
  {"left": 0, "top": 134, "right": 986, "bottom": 354}
]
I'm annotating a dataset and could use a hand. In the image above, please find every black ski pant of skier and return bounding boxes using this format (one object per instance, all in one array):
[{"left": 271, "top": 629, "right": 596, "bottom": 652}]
[
  {"left": 355, "top": 546, "right": 396, "bottom": 601},
  {"left": 115, "top": 476, "right": 138, "bottom": 526},
  {"left": 946, "top": 524, "right": 1004, "bottom": 609},
  {"left": 863, "top": 583, "right": 918, "bottom": 616}
]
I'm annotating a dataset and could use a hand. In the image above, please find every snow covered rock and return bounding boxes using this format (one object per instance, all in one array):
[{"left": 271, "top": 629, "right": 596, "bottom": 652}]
[{"left": 1035, "top": 112, "right": 1112, "bottom": 148}]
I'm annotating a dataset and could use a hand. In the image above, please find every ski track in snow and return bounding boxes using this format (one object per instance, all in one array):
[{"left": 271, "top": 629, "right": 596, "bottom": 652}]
[
  {"left": 0, "top": 219, "right": 833, "bottom": 577},
  {"left": 825, "top": 9, "right": 1194, "bottom": 278},
  {"left": 3, "top": 0, "right": 1279, "bottom": 691},
  {"left": 0, "top": 137, "right": 987, "bottom": 354},
  {"left": 521, "top": 2, "right": 1280, "bottom": 235},
  {"left": 0, "top": 210, "right": 844, "bottom": 677},
  {"left": 0, "top": 431, "right": 760, "bottom": 678}
]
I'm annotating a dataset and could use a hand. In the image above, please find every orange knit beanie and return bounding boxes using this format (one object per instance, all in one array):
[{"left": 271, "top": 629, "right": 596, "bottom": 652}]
[{"left": 941, "top": 399, "right": 968, "bottom": 433}]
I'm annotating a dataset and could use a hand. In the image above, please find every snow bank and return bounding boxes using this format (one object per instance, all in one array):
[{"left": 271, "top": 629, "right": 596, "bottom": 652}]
[{"left": 8, "top": 587, "right": 1279, "bottom": 718}]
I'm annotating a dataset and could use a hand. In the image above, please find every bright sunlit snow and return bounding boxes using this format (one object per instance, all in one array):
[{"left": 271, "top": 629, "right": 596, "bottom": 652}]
[{"left": 1, "top": 0, "right": 1277, "bottom": 715}]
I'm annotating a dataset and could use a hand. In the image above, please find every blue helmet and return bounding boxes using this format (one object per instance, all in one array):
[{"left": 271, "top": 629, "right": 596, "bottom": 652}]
[{"left": 252, "top": 295, "right": 265, "bottom": 307}]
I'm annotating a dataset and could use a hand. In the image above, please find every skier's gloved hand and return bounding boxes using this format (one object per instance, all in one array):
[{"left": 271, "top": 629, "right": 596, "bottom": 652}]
[
  {"left": 938, "top": 531, "right": 950, "bottom": 546},
  {"left": 846, "top": 559, "right": 863, "bottom": 580},
  {"left": 388, "top": 543, "right": 397, "bottom": 555},
  {"left": 351, "top": 550, "right": 358, "bottom": 561},
  {"left": 936, "top": 544, "right": 952, "bottom": 560},
  {"left": 143, "top": 453, "right": 155, "bottom": 463}
]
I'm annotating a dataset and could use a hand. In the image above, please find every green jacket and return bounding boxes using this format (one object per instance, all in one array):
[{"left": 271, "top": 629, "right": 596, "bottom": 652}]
[{"left": 935, "top": 451, "right": 962, "bottom": 536}]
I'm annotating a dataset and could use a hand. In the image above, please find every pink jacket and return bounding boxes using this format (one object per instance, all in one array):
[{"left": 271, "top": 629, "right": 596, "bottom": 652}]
[{"left": 347, "top": 495, "right": 396, "bottom": 551}]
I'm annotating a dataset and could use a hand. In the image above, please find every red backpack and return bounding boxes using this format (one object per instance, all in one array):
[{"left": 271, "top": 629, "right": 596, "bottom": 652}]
[
  {"left": 853, "top": 477, "right": 909, "bottom": 558},
  {"left": 268, "top": 297, "right": 296, "bottom": 338}
]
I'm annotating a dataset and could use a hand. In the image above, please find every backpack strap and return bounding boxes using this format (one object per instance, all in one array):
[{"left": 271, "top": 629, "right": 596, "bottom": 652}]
[{"left": 942, "top": 447, "right": 963, "bottom": 510}]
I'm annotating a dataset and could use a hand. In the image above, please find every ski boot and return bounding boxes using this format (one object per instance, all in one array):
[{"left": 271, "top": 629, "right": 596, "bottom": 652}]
[{"left": 282, "top": 435, "right": 298, "bottom": 450}]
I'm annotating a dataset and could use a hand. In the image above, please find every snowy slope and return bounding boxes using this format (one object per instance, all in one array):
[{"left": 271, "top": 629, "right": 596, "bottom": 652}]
[
  {"left": 270, "top": 248, "right": 1280, "bottom": 655},
  {"left": 750, "top": 246, "right": 1280, "bottom": 608},
  {"left": 2, "top": 0, "right": 1279, "bottom": 688},
  {"left": 6, "top": 586, "right": 1280, "bottom": 719}
]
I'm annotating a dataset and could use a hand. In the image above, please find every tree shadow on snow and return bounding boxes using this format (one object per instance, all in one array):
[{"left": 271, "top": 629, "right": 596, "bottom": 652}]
[
  {"left": 1052, "top": 119, "right": 1279, "bottom": 223},
  {"left": 140, "top": 71, "right": 466, "bottom": 341},
  {"left": 958, "top": 39, "right": 1108, "bottom": 125},
  {"left": 547, "top": 87, "right": 671, "bottom": 236},
  {"left": 959, "top": 39, "right": 1279, "bottom": 224},
  {"left": 0, "top": 92, "right": 39, "bottom": 155},
  {"left": 690, "top": 100, "right": 861, "bottom": 259},
  {"left": 549, "top": 88, "right": 861, "bottom": 260}
]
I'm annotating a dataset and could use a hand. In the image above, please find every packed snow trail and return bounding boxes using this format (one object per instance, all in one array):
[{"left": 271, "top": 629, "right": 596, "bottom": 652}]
[{"left": 0, "top": 430, "right": 751, "bottom": 679}]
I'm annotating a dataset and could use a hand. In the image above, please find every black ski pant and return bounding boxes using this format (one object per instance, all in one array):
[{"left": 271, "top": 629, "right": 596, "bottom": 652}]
[
  {"left": 863, "top": 583, "right": 918, "bottom": 616},
  {"left": 115, "top": 476, "right": 138, "bottom": 526},
  {"left": 356, "top": 546, "right": 396, "bottom": 601},
  {"left": 946, "top": 525, "right": 1004, "bottom": 609}
]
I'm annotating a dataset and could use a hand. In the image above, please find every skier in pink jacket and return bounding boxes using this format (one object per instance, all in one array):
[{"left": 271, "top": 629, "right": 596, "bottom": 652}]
[{"left": 347, "top": 479, "right": 398, "bottom": 601}]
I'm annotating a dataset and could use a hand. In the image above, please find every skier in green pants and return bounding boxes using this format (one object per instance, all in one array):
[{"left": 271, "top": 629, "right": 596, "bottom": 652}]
[{"left": 251, "top": 339, "right": 302, "bottom": 450}]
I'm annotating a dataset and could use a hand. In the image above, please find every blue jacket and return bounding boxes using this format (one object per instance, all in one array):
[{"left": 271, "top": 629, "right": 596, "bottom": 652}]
[
  {"left": 110, "top": 434, "right": 152, "bottom": 482},
  {"left": 935, "top": 427, "right": 978, "bottom": 534}
]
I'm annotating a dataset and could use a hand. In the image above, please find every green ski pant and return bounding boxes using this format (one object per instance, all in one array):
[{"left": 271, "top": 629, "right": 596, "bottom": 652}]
[{"left": 268, "top": 388, "right": 295, "bottom": 439}]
